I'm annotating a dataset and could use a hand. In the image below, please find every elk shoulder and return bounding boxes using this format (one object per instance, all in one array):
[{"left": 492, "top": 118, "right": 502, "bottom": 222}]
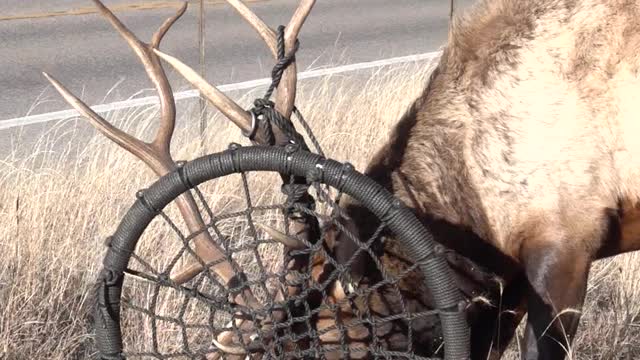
[{"left": 366, "top": 0, "right": 640, "bottom": 260}]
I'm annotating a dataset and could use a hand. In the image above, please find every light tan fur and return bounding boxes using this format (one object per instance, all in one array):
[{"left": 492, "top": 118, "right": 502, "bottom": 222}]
[
  {"left": 345, "top": 0, "right": 640, "bottom": 358},
  {"left": 370, "top": 0, "right": 640, "bottom": 260}
]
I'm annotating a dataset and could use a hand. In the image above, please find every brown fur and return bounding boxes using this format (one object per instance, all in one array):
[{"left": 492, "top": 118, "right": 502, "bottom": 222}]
[
  {"left": 335, "top": 0, "right": 640, "bottom": 358},
  {"left": 377, "top": 0, "right": 640, "bottom": 259}
]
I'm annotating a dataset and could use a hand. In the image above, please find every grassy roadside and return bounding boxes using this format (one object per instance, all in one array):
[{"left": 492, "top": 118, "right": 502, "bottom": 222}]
[{"left": 0, "top": 60, "right": 638, "bottom": 359}]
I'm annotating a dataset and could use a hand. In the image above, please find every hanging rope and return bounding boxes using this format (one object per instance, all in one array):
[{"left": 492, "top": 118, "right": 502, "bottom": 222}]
[{"left": 246, "top": 26, "right": 324, "bottom": 157}]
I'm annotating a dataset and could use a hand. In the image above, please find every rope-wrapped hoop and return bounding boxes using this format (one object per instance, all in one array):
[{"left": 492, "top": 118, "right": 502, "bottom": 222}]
[{"left": 94, "top": 145, "right": 470, "bottom": 359}]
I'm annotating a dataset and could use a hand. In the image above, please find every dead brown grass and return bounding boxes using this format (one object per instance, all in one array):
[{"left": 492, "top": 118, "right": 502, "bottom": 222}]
[{"left": 0, "top": 59, "right": 638, "bottom": 359}]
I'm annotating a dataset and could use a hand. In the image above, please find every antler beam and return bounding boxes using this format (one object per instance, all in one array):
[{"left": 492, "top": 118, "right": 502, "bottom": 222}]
[
  {"left": 153, "top": 2, "right": 318, "bottom": 354},
  {"left": 43, "top": 0, "right": 260, "bottom": 310}
]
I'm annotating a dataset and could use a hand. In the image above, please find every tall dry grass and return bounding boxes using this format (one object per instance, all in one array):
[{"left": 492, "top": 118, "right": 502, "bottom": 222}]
[{"left": 0, "top": 59, "right": 638, "bottom": 359}]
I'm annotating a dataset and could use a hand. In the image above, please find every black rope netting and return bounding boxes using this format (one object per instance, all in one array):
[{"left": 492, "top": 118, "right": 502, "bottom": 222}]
[
  {"left": 94, "top": 147, "right": 470, "bottom": 359},
  {"left": 93, "top": 23, "right": 469, "bottom": 360}
]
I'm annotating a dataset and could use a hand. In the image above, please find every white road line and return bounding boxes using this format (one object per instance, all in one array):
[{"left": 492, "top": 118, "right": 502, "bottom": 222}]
[{"left": 0, "top": 51, "right": 442, "bottom": 131}]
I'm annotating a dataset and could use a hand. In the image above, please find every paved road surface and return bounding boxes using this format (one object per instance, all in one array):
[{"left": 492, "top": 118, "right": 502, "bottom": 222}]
[
  {"left": 0, "top": 0, "right": 475, "bottom": 156},
  {"left": 1, "top": 0, "right": 475, "bottom": 120}
]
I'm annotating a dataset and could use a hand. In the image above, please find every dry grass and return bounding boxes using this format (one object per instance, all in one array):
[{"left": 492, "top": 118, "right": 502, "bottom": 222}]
[{"left": 1, "top": 59, "right": 639, "bottom": 359}]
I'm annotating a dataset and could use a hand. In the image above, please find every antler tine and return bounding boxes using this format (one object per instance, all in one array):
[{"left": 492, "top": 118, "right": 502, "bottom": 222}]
[
  {"left": 256, "top": 223, "right": 306, "bottom": 249},
  {"left": 159, "top": 0, "right": 316, "bottom": 139},
  {"left": 227, "top": 0, "right": 317, "bottom": 119},
  {"left": 151, "top": 0, "right": 274, "bottom": 141},
  {"left": 151, "top": 2, "right": 188, "bottom": 48},
  {"left": 276, "top": 0, "right": 316, "bottom": 119},
  {"left": 152, "top": 49, "right": 255, "bottom": 137},
  {"left": 92, "top": 0, "right": 186, "bottom": 157},
  {"left": 226, "top": 0, "right": 317, "bottom": 121},
  {"left": 43, "top": 73, "right": 168, "bottom": 170},
  {"left": 45, "top": 0, "right": 188, "bottom": 174},
  {"left": 284, "top": 0, "right": 316, "bottom": 44},
  {"left": 225, "top": 0, "right": 278, "bottom": 57},
  {"left": 223, "top": 0, "right": 315, "bottom": 71}
]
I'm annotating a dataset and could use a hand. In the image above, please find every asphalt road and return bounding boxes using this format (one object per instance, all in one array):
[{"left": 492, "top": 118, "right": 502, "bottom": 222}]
[
  {"left": 0, "top": 0, "right": 475, "bottom": 156},
  {"left": 0, "top": 0, "right": 477, "bottom": 120}
]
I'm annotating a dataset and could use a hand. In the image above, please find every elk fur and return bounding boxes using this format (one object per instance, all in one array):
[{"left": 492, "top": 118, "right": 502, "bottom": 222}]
[
  {"left": 108, "top": 0, "right": 640, "bottom": 357},
  {"left": 331, "top": 0, "right": 640, "bottom": 359},
  {"left": 369, "top": 0, "right": 640, "bottom": 260}
]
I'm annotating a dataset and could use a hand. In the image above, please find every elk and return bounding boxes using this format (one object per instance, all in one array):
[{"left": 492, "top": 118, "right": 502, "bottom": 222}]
[{"left": 45, "top": 0, "right": 640, "bottom": 359}]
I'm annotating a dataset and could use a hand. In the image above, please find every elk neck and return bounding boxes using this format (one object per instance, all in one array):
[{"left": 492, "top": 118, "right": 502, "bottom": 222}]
[{"left": 335, "top": 64, "right": 522, "bottom": 310}]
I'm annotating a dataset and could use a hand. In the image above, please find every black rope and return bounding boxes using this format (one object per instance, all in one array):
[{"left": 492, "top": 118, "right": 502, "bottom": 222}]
[
  {"left": 264, "top": 25, "right": 298, "bottom": 101},
  {"left": 245, "top": 26, "right": 324, "bottom": 157}
]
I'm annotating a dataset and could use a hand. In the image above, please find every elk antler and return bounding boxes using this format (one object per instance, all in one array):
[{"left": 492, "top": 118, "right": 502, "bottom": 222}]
[
  {"left": 43, "top": 0, "right": 261, "bottom": 310},
  {"left": 157, "top": 0, "right": 315, "bottom": 129},
  {"left": 154, "top": 0, "right": 320, "bottom": 295},
  {"left": 161, "top": 2, "right": 340, "bottom": 345}
]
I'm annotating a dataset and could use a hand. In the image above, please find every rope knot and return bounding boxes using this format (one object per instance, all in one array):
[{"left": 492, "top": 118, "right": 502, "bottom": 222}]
[
  {"left": 252, "top": 98, "right": 274, "bottom": 111},
  {"left": 241, "top": 24, "right": 323, "bottom": 156},
  {"left": 263, "top": 25, "right": 300, "bottom": 100}
]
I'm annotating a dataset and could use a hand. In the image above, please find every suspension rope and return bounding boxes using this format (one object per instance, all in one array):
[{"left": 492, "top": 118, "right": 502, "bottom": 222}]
[{"left": 246, "top": 26, "right": 324, "bottom": 157}]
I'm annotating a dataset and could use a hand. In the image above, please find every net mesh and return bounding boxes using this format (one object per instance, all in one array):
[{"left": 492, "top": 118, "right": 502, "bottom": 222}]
[{"left": 114, "top": 167, "right": 445, "bottom": 359}]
